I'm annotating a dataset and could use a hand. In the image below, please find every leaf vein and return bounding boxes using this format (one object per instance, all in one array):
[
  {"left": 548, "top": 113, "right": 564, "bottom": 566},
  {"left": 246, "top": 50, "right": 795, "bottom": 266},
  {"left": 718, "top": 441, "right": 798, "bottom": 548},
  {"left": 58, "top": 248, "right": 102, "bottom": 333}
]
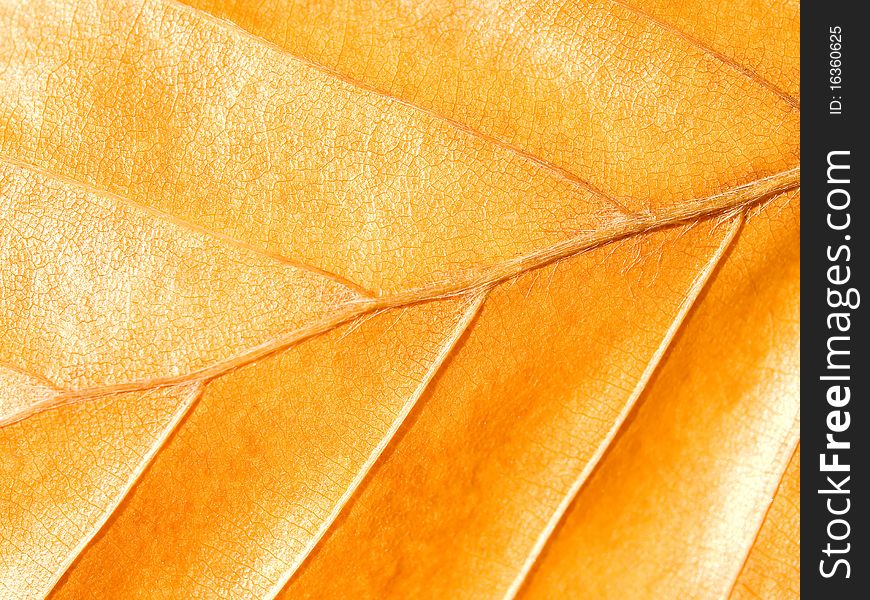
[
  {"left": 0, "top": 158, "right": 799, "bottom": 427},
  {"left": 503, "top": 212, "right": 746, "bottom": 599},
  {"left": 613, "top": 0, "right": 799, "bottom": 109}
]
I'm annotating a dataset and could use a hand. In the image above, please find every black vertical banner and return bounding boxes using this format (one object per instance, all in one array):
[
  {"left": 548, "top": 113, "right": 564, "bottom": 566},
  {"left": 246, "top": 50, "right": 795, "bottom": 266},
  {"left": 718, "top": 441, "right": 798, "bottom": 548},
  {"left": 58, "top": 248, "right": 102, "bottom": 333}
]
[{"left": 803, "top": 1, "right": 868, "bottom": 597}]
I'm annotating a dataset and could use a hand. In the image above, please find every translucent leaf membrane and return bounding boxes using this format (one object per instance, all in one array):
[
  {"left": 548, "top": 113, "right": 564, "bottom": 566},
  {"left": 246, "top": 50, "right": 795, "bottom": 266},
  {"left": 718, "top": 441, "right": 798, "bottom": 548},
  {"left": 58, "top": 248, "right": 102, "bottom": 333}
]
[
  {"left": 0, "top": 383, "right": 200, "bottom": 599},
  {"left": 277, "top": 216, "right": 738, "bottom": 599},
  {"left": 51, "top": 295, "right": 482, "bottom": 599},
  {"left": 0, "top": 0, "right": 797, "bottom": 293},
  {"left": 520, "top": 191, "right": 800, "bottom": 599},
  {"left": 623, "top": 0, "right": 800, "bottom": 99},
  {"left": 0, "top": 0, "right": 610, "bottom": 294},
  {"left": 731, "top": 445, "right": 800, "bottom": 600},
  {"left": 0, "top": 365, "right": 58, "bottom": 423},
  {"left": 0, "top": 161, "right": 362, "bottom": 394},
  {"left": 180, "top": 0, "right": 799, "bottom": 203},
  {"left": 0, "top": 0, "right": 801, "bottom": 597}
]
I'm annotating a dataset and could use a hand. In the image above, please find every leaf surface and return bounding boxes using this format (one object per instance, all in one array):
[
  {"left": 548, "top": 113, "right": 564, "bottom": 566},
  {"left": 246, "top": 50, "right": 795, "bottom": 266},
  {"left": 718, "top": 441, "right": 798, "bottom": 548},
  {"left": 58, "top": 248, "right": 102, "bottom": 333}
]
[
  {"left": 0, "top": 0, "right": 800, "bottom": 598},
  {"left": 731, "top": 444, "right": 801, "bottom": 599},
  {"left": 1, "top": 381, "right": 200, "bottom": 599},
  {"left": 175, "top": 0, "right": 799, "bottom": 207},
  {"left": 0, "top": 0, "right": 798, "bottom": 293},
  {"left": 279, "top": 216, "right": 739, "bottom": 599},
  {"left": 51, "top": 294, "right": 483, "bottom": 599},
  {"left": 520, "top": 191, "right": 800, "bottom": 599},
  {"left": 0, "top": 160, "right": 363, "bottom": 402}
]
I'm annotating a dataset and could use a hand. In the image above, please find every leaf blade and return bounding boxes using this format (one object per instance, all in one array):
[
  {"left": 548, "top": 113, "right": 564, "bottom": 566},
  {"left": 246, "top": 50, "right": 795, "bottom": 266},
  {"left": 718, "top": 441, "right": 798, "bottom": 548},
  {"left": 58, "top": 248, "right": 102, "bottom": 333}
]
[
  {"left": 51, "top": 295, "right": 484, "bottom": 599},
  {"left": 520, "top": 191, "right": 800, "bottom": 599},
  {"left": 0, "top": 158, "right": 363, "bottom": 395},
  {"left": 730, "top": 444, "right": 801, "bottom": 600},
  {"left": 1, "top": 0, "right": 798, "bottom": 293},
  {"left": 278, "top": 216, "right": 741, "bottom": 599},
  {"left": 0, "top": 382, "right": 201, "bottom": 599}
]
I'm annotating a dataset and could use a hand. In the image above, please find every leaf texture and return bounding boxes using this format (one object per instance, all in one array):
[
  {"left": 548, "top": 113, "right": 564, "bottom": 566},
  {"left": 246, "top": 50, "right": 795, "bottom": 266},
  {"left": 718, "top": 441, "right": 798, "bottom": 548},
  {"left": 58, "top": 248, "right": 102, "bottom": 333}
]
[
  {"left": 731, "top": 445, "right": 801, "bottom": 599},
  {"left": 519, "top": 190, "right": 800, "bottom": 599},
  {"left": 0, "top": 0, "right": 800, "bottom": 598},
  {"left": 50, "top": 294, "right": 484, "bottom": 598},
  {"left": 174, "top": 0, "right": 799, "bottom": 206},
  {"left": 278, "top": 216, "right": 740, "bottom": 599},
  {"left": 1, "top": 381, "right": 201, "bottom": 599},
  {"left": 0, "top": 0, "right": 798, "bottom": 293},
  {"left": 0, "top": 160, "right": 363, "bottom": 402}
]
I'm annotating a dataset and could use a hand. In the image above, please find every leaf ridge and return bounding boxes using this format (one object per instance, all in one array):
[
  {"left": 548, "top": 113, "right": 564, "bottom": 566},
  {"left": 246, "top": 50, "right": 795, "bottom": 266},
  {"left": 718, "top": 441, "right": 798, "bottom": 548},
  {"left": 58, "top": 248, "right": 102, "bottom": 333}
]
[
  {"left": 504, "top": 213, "right": 745, "bottom": 599},
  {"left": 724, "top": 435, "right": 801, "bottom": 599},
  {"left": 265, "top": 289, "right": 489, "bottom": 599},
  {"left": 42, "top": 382, "right": 205, "bottom": 600},
  {"left": 612, "top": 0, "right": 800, "bottom": 108},
  {"left": 168, "top": 0, "right": 797, "bottom": 201},
  {"left": 0, "top": 360, "right": 61, "bottom": 390},
  {"left": 159, "top": 0, "right": 629, "bottom": 213},
  {"left": 0, "top": 153, "right": 374, "bottom": 299},
  {"left": 389, "top": 168, "right": 798, "bottom": 304}
]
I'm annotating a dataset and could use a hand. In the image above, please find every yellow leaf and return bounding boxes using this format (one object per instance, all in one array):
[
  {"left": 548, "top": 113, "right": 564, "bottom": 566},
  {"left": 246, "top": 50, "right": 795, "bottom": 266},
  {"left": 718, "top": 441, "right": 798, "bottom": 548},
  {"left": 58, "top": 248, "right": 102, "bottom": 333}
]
[
  {"left": 519, "top": 191, "right": 799, "bottom": 599},
  {"left": 732, "top": 445, "right": 801, "bottom": 599},
  {"left": 1, "top": 381, "right": 201, "bottom": 598},
  {"left": 52, "top": 295, "right": 483, "bottom": 598},
  {"left": 0, "top": 0, "right": 799, "bottom": 598},
  {"left": 280, "top": 216, "right": 742, "bottom": 599}
]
